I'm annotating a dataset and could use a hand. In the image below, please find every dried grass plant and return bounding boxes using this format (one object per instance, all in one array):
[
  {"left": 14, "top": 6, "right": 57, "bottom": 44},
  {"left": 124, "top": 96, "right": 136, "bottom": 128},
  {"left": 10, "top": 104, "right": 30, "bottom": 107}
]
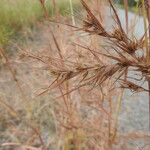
[
  {"left": 1, "top": 0, "right": 150, "bottom": 150},
  {"left": 22, "top": 0, "right": 150, "bottom": 149}
]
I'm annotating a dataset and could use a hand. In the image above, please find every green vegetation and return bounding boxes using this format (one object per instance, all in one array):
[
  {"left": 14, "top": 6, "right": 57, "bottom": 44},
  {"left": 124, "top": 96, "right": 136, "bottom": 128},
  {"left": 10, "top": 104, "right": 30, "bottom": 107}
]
[
  {"left": 0, "top": 0, "right": 42, "bottom": 46},
  {"left": 114, "top": 0, "right": 137, "bottom": 7},
  {"left": 116, "top": 3, "right": 139, "bottom": 13},
  {"left": 0, "top": 0, "right": 80, "bottom": 47}
]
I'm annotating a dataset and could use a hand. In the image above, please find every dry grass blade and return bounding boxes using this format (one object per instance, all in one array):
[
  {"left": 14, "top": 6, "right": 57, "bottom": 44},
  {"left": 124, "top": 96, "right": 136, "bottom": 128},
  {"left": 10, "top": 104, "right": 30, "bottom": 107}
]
[
  {"left": 51, "top": 31, "right": 63, "bottom": 59},
  {"left": 108, "top": 0, "right": 125, "bottom": 36},
  {"left": 123, "top": 0, "right": 129, "bottom": 33},
  {"left": 120, "top": 79, "right": 149, "bottom": 93},
  {"left": 81, "top": 0, "right": 109, "bottom": 37},
  {"left": 1, "top": 143, "right": 41, "bottom": 150}
]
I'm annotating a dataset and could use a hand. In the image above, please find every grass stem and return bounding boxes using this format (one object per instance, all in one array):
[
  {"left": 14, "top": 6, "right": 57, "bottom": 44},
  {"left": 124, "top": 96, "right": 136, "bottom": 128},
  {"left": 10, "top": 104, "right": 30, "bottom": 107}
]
[{"left": 69, "top": 0, "right": 75, "bottom": 26}]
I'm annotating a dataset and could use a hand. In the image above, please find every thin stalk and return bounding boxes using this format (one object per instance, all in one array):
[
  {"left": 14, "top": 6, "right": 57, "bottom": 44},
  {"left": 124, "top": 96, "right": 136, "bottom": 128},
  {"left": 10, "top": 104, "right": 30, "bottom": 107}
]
[
  {"left": 147, "top": 0, "right": 150, "bottom": 44},
  {"left": 52, "top": 0, "right": 56, "bottom": 15},
  {"left": 146, "top": 0, "right": 150, "bottom": 59},
  {"left": 141, "top": 0, "right": 150, "bottom": 131},
  {"left": 148, "top": 81, "right": 150, "bottom": 131},
  {"left": 123, "top": 0, "right": 128, "bottom": 33},
  {"left": 146, "top": 0, "right": 150, "bottom": 131},
  {"left": 39, "top": 0, "right": 49, "bottom": 18},
  {"left": 69, "top": 0, "right": 75, "bottom": 26},
  {"left": 108, "top": 95, "right": 113, "bottom": 145},
  {"left": 112, "top": 1, "right": 129, "bottom": 140},
  {"left": 141, "top": 0, "right": 149, "bottom": 59},
  {"left": 139, "top": 0, "right": 150, "bottom": 131},
  {"left": 112, "top": 88, "right": 124, "bottom": 141}
]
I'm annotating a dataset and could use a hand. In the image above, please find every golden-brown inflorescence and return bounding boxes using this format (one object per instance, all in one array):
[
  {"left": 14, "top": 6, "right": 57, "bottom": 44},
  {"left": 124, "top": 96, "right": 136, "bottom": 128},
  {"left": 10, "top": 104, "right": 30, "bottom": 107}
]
[
  {"left": 79, "top": 0, "right": 148, "bottom": 92},
  {"left": 24, "top": 0, "right": 149, "bottom": 96}
]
